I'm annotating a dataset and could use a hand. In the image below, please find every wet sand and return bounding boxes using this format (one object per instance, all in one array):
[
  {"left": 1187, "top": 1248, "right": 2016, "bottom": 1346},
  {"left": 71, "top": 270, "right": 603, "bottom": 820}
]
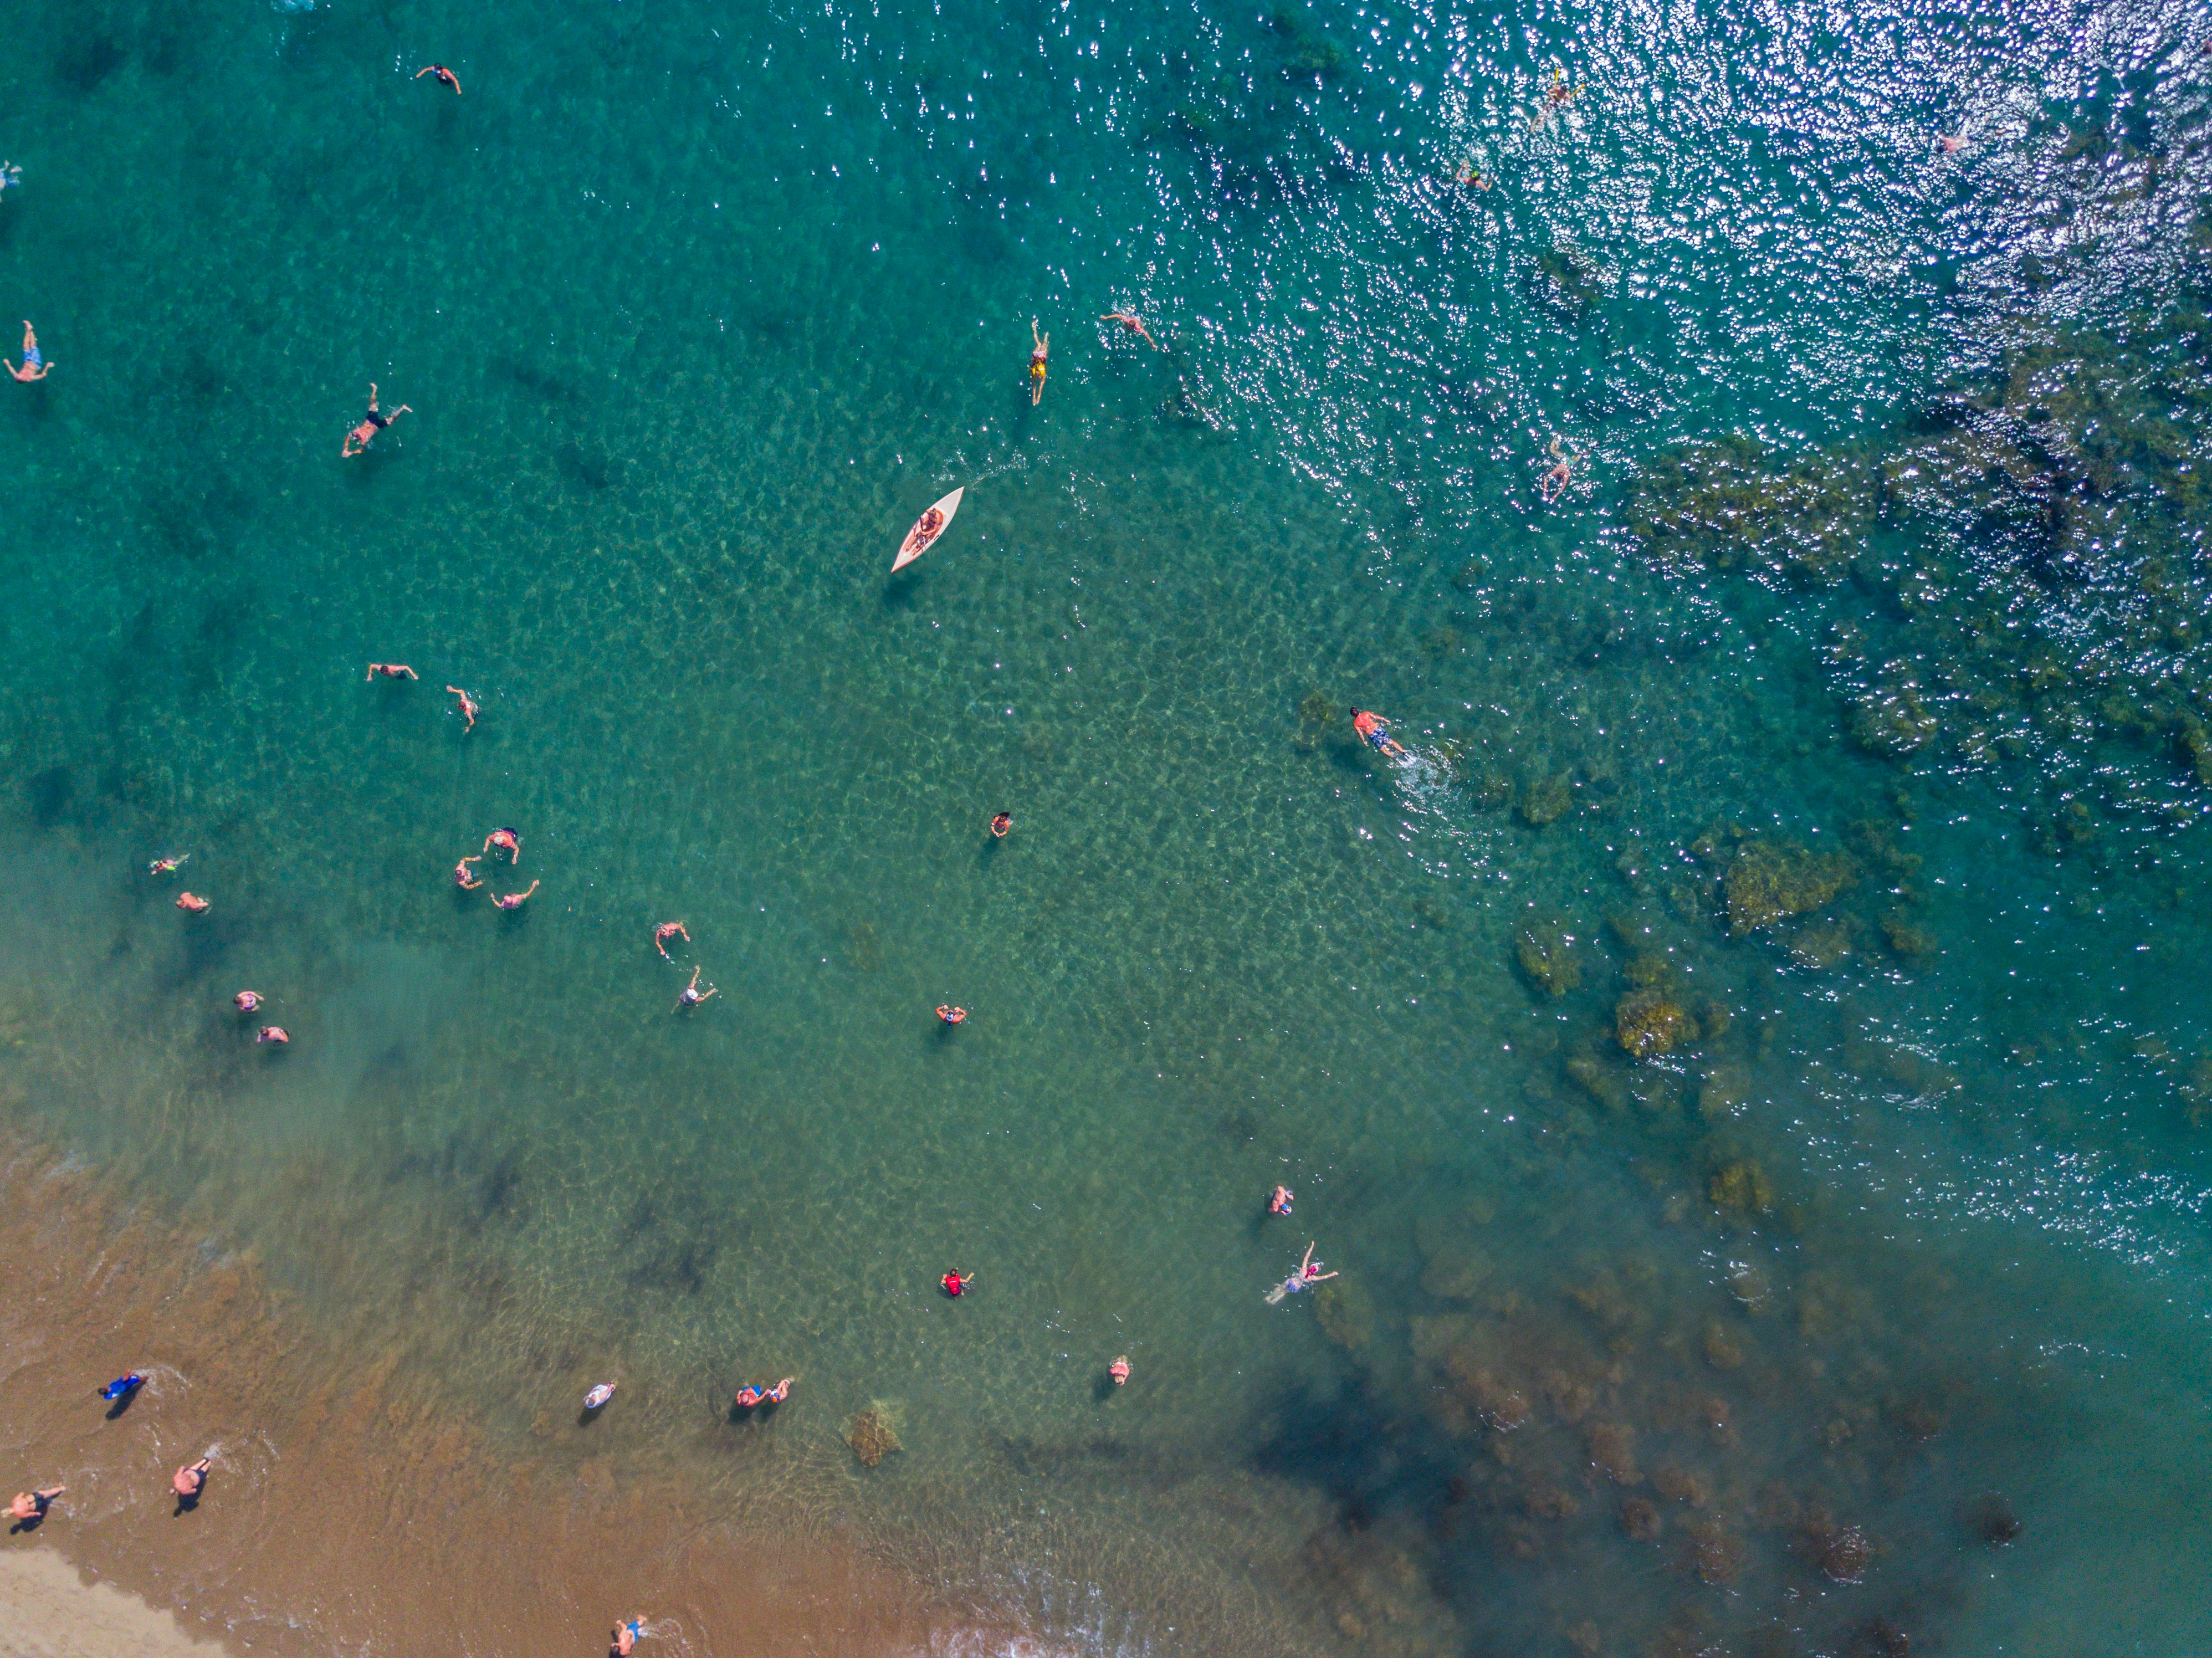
[{"left": 0, "top": 1138, "right": 1003, "bottom": 1658}]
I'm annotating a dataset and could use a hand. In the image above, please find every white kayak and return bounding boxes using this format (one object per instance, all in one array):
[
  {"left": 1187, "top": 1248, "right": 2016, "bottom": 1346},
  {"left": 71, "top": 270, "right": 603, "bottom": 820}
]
[
  {"left": 892, "top": 487, "right": 964, "bottom": 571},
  {"left": 583, "top": 1383, "right": 616, "bottom": 1410}
]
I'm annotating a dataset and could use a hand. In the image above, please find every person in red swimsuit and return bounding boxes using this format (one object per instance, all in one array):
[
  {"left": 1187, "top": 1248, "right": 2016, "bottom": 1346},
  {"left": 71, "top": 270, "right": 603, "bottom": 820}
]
[
  {"left": 936, "top": 1005, "right": 967, "bottom": 1027},
  {"left": 942, "top": 1270, "right": 974, "bottom": 1298},
  {"left": 1349, "top": 708, "right": 1407, "bottom": 759}
]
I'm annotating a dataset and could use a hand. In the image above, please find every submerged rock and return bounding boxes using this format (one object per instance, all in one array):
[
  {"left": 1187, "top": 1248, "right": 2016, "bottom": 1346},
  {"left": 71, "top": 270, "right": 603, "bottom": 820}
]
[
  {"left": 1312, "top": 1277, "right": 1375, "bottom": 1350},
  {"left": 1517, "top": 770, "right": 1574, "bottom": 826},
  {"left": 1722, "top": 838, "right": 1855, "bottom": 935},
  {"left": 1708, "top": 1159, "right": 1776, "bottom": 1221},
  {"left": 847, "top": 1403, "right": 903, "bottom": 1467},
  {"left": 1616, "top": 991, "right": 1691, "bottom": 1058},
  {"left": 1516, "top": 920, "right": 1584, "bottom": 996}
]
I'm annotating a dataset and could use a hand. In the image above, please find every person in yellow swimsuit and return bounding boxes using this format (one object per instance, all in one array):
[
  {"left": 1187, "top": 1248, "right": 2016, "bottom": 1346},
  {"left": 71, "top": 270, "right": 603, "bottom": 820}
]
[{"left": 1029, "top": 319, "right": 1049, "bottom": 405}]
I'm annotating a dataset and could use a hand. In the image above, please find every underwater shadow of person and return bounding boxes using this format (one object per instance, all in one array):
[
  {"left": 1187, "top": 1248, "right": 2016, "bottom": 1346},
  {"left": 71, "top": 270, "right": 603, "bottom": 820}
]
[{"left": 881, "top": 569, "right": 925, "bottom": 612}]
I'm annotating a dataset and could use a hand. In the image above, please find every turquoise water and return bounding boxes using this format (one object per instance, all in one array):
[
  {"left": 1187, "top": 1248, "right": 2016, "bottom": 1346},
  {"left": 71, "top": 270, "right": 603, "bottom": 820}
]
[{"left": 5, "top": 0, "right": 2212, "bottom": 1650}]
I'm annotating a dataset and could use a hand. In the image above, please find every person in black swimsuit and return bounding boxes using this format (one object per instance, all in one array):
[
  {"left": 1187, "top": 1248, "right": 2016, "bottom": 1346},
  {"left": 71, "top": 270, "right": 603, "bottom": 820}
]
[{"left": 342, "top": 383, "right": 411, "bottom": 457}]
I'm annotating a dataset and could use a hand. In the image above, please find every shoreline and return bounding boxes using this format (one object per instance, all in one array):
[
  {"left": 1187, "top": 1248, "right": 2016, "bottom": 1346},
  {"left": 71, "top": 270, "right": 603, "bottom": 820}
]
[{"left": 0, "top": 1137, "right": 1011, "bottom": 1658}]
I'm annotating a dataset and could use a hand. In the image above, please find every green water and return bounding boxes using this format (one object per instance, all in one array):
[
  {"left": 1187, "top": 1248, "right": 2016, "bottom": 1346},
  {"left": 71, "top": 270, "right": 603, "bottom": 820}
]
[{"left": 6, "top": 0, "right": 2212, "bottom": 1650}]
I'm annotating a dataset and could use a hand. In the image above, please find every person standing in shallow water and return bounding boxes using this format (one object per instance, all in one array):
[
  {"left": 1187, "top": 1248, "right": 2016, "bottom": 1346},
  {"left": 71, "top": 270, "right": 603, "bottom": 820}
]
[
  {"left": 8, "top": 1486, "right": 63, "bottom": 1522},
  {"left": 341, "top": 383, "right": 410, "bottom": 457},
  {"left": 989, "top": 812, "right": 1012, "bottom": 838},
  {"left": 172, "top": 1457, "right": 210, "bottom": 1502}
]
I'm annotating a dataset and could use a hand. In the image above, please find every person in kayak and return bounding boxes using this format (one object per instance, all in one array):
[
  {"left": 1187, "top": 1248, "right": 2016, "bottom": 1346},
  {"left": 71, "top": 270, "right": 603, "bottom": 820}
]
[
  {"left": 1028, "top": 319, "right": 1049, "bottom": 405},
  {"left": 942, "top": 1269, "right": 974, "bottom": 1298},
  {"left": 1349, "top": 708, "right": 1407, "bottom": 758}
]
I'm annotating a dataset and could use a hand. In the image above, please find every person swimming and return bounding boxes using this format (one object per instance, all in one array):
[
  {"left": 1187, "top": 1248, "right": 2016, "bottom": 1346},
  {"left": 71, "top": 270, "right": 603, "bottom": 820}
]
[
  {"left": 149, "top": 853, "right": 189, "bottom": 876},
  {"left": 1349, "top": 707, "right": 1409, "bottom": 759},
  {"left": 454, "top": 854, "right": 483, "bottom": 890},
  {"left": 1269, "top": 1184, "right": 1294, "bottom": 1216},
  {"left": 989, "top": 812, "right": 1012, "bottom": 838},
  {"left": 491, "top": 881, "right": 539, "bottom": 912},
  {"left": 484, "top": 827, "right": 520, "bottom": 861},
  {"left": 414, "top": 63, "right": 462, "bottom": 93},
  {"left": 1539, "top": 437, "right": 1574, "bottom": 504},
  {"left": 936, "top": 1005, "right": 967, "bottom": 1026},
  {"left": 675, "top": 966, "right": 716, "bottom": 1010},
  {"left": 341, "top": 383, "right": 411, "bottom": 457},
  {"left": 1263, "top": 1241, "right": 1338, "bottom": 1304},
  {"left": 233, "top": 990, "right": 262, "bottom": 1012},
  {"left": 1028, "top": 319, "right": 1049, "bottom": 405},
  {"left": 8, "top": 321, "right": 49, "bottom": 382},
  {"left": 654, "top": 921, "right": 690, "bottom": 960},
  {"left": 942, "top": 1269, "right": 974, "bottom": 1297},
  {"left": 1108, "top": 1355, "right": 1131, "bottom": 1386},
  {"left": 176, "top": 892, "right": 209, "bottom": 913},
  {"left": 257, "top": 1026, "right": 289, "bottom": 1045},
  {"left": 1100, "top": 311, "right": 1159, "bottom": 349},
  {"left": 733, "top": 1383, "right": 766, "bottom": 1408},
  {"left": 446, "top": 685, "right": 479, "bottom": 731},
  {"left": 366, "top": 662, "right": 417, "bottom": 680},
  {"left": 766, "top": 1376, "right": 792, "bottom": 1403}
]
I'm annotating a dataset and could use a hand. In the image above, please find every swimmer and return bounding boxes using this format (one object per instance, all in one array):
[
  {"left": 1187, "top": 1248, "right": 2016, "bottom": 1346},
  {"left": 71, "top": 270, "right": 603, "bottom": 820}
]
[
  {"left": 989, "top": 812, "right": 1012, "bottom": 838},
  {"left": 257, "top": 1026, "right": 289, "bottom": 1045},
  {"left": 454, "top": 854, "right": 483, "bottom": 890},
  {"left": 491, "top": 881, "right": 539, "bottom": 912},
  {"left": 1545, "top": 69, "right": 1578, "bottom": 107},
  {"left": 0, "top": 163, "right": 19, "bottom": 196},
  {"left": 176, "top": 892, "right": 209, "bottom": 913},
  {"left": 414, "top": 63, "right": 462, "bottom": 94},
  {"left": 1454, "top": 161, "right": 1491, "bottom": 190},
  {"left": 654, "top": 921, "right": 690, "bottom": 961},
  {"left": 366, "top": 662, "right": 417, "bottom": 680},
  {"left": 936, "top": 1005, "right": 967, "bottom": 1026},
  {"left": 172, "top": 1457, "right": 210, "bottom": 1500},
  {"left": 674, "top": 965, "right": 716, "bottom": 1010},
  {"left": 233, "top": 990, "right": 262, "bottom": 1012},
  {"left": 8, "top": 1486, "right": 63, "bottom": 1522},
  {"left": 1349, "top": 707, "right": 1408, "bottom": 759},
  {"left": 766, "top": 1376, "right": 793, "bottom": 1403},
  {"left": 99, "top": 1373, "right": 144, "bottom": 1402},
  {"left": 1028, "top": 319, "right": 1049, "bottom": 405},
  {"left": 610, "top": 1619, "right": 644, "bottom": 1658},
  {"left": 483, "top": 827, "right": 521, "bottom": 861},
  {"left": 942, "top": 1269, "right": 974, "bottom": 1297},
  {"left": 446, "top": 685, "right": 479, "bottom": 731},
  {"left": 8, "top": 321, "right": 50, "bottom": 382},
  {"left": 733, "top": 1383, "right": 765, "bottom": 1408},
  {"left": 1939, "top": 131, "right": 1966, "bottom": 154},
  {"left": 341, "top": 383, "right": 410, "bottom": 457},
  {"left": 1100, "top": 310, "right": 1160, "bottom": 349},
  {"left": 149, "top": 853, "right": 189, "bottom": 876},
  {"left": 1263, "top": 1240, "right": 1338, "bottom": 1304},
  {"left": 1108, "top": 1355, "right": 1130, "bottom": 1386},
  {"left": 1538, "top": 436, "right": 1574, "bottom": 504},
  {"left": 1269, "top": 1185, "right": 1294, "bottom": 1216}
]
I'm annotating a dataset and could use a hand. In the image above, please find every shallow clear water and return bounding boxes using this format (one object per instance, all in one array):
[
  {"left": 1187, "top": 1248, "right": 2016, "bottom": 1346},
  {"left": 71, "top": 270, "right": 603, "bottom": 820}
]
[{"left": 4, "top": 0, "right": 2212, "bottom": 1650}]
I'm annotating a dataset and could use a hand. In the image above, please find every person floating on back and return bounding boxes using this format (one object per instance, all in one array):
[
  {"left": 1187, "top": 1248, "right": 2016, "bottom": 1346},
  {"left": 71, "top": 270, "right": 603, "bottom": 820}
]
[
  {"left": 414, "top": 64, "right": 462, "bottom": 94},
  {"left": 8, "top": 321, "right": 49, "bottom": 382},
  {"left": 674, "top": 966, "right": 716, "bottom": 1011},
  {"left": 1100, "top": 311, "right": 1159, "bottom": 350},
  {"left": 1263, "top": 1241, "right": 1338, "bottom": 1305},
  {"left": 1349, "top": 707, "right": 1407, "bottom": 759},
  {"left": 1028, "top": 319, "right": 1049, "bottom": 405},
  {"left": 341, "top": 383, "right": 410, "bottom": 457},
  {"left": 366, "top": 662, "right": 417, "bottom": 681},
  {"left": 492, "top": 881, "right": 539, "bottom": 912}
]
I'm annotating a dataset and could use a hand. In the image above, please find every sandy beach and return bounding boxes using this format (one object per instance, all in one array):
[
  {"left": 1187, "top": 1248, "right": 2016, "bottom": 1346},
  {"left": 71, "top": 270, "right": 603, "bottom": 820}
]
[{"left": 0, "top": 1550, "right": 217, "bottom": 1657}]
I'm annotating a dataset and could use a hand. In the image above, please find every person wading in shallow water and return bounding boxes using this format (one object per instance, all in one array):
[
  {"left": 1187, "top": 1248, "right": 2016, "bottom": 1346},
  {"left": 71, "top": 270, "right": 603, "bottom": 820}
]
[
  {"left": 942, "top": 1268, "right": 975, "bottom": 1298},
  {"left": 454, "top": 854, "right": 483, "bottom": 891},
  {"left": 172, "top": 1457, "right": 210, "bottom": 1503},
  {"left": 491, "top": 881, "right": 539, "bottom": 912},
  {"left": 8, "top": 1486, "right": 63, "bottom": 1522},
  {"left": 654, "top": 921, "right": 689, "bottom": 960},
  {"left": 674, "top": 966, "right": 716, "bottom": 1011},
  {"left": 609, "top": 1619, "right": 646, "bottom": 1657},
  {"left": 989, "top": 812, "right": 1012, "bottom": 838},
  {"left": 341, "top": 383, "right": 411, "bottom": 457}
]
